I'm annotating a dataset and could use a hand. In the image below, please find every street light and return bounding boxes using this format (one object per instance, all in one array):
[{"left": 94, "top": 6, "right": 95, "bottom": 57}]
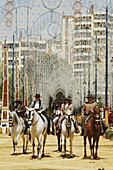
[
  {"left": 94, "top": 57, "right": 101, "bottom": 102},
  {"left": 110, "top": 57, "right": 113, "bottom": 109}
]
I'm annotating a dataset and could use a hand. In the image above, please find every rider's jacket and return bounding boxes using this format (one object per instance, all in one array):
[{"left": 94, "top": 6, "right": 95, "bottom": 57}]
[
  {"left": 30, "top": 100, "right": 45, "bottom": 114},
  {"left": 61, "top": 103, "right": 73, "bottom": 115},
  {"left": 14, "top": 104, "right": 26, "bottom": 118},
  {"left": 82, "top": 101, "right": 99, "bottom": 117}
]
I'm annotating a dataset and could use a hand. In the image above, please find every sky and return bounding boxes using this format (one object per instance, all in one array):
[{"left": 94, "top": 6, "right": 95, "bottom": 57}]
[{"left": 0, "top": 0, "right": 112, "bottom": 41}]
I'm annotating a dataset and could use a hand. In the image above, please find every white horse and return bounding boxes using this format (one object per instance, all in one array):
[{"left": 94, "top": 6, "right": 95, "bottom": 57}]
[
  {"left": 61, "top": 110, "right": 75, "bottom": 158},
  {"left": 9, "top": 111, "right": 30, "bottom": 155},
  {"left": 27, "top": 108, "right": 48, "bottom": 160}
]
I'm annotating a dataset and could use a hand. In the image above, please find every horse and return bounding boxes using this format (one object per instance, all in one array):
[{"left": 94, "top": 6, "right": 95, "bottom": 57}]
[
  {"left": 61, "top": 110, "right": 75, "bottom": 158},
  {"left": 9, "top": 111, "right": 30, "bottom": 155},
  {"left": 52, "top": 118, "right": 62, "bottom": 152},
  {"left": 27, "top": 108, "right": 48, "bottom": 160},
  {"left": 84, "top": 109, "right": 101, "bottom": 159}
]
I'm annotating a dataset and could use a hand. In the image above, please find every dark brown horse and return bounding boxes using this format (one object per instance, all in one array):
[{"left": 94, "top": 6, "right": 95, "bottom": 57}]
[
  {"left": 52, "top": 119, "right": 62, "bottom": 152},
  {"left": 84, "top": 109, "right": 101, "bottom": 159}
]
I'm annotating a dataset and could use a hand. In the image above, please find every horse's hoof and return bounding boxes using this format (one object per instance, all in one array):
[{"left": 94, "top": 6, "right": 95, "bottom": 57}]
[
  {"left": 94, "top": 154, "right": 97, "bottom": 159},
  {"left": 13, "top": 153, "right": 17, "bottom": 155},
  {"left": 70, "top": 155, "right": 73, "bottom": 158},
  {"left": 91, "top": 157, "right": 94, "bottom": 160},
  {"left": 57, "top": 150, "right": 60, "bottom": 153},
  {"left": 38, "top": 157, "right": 41, "bottom": 160},
  {"left": 23, "top": 149, "right": 27, "bottom": 154},
  {"left": 42, "top": 153, "right": 45, "bottom": 157},
  {"left": 32, "top": 155, "right": 35, "bottom": 158},
  {"left": 23, "top": 151, "right": 27, "bottom": 154},
  {"left": 62, "top": 154, "right": 66, "bottom": 158},
  {"left": 84, "top": 154, "right": 87, "bottom": 158}
]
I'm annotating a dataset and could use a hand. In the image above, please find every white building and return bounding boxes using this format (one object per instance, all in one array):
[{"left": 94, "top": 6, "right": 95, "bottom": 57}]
[{"left": 61, "top": 11, "right": 113, "bottom": 108}]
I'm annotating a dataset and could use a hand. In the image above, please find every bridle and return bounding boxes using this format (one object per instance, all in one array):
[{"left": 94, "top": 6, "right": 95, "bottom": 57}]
[
  {"left": 94, "top": 111, "right": 100, "bottom": 129},
  {"left": 31, "top": 112, "right": 39, "bottom": 127}
]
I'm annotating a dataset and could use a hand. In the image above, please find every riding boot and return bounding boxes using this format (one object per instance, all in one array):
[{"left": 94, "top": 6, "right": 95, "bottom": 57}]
[
  {"left": 102, "top": 119, "right": 108, "bottom": 133},
  {"left": 74, "top": 123, "right": 80, "bottom": 133},
  {"left": 80, "top": 129, "right": 84, "bottom": 136}
]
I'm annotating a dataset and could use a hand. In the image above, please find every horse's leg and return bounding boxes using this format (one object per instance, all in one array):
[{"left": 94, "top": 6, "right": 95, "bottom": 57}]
[
  {"left": 42, "top": 133, "right": 47, "bottom": 157},
  {"left": 84, "top": 136, "right": 87, "bottom": 158},
  {"left": 25, "top": 134, "right": 29, "bottom": 152},
  {"left": 94, "top": 136, "right": 99, "bottom": 158},
  {"left": 62, "top": 133, "right": 66, "bottom": 157},
  {"left": 13, "top": 134, "right": 20, "bottom": 154},
  {"left": 12, "top": 137, "right": 16, "bottom": 155},
  {"left": 70, "top": 134, "right": 73, "bottom": 158},
  {"left": 32, "top": 139, "right": 35, "bottom": 158},
  {"left": 22, "top": 133, "right": 25, "bottom": 154},
  {"left": 37, "top": 134, "right": 42, "bottom": 160},
  {"left": 93, "top": 138, "right": 95, "bottom": 159},
  {"left": 57, "top": 133, "right": 61, "bottom": 152},
  {"left": 88, "top": 137, "right": 93, "bottom": 160},
  {"left": 64, "top": 138, "right": 66, "bottom": 154},
  {"left": 23, "top": 134, "right": 28, "bottom": 154}
]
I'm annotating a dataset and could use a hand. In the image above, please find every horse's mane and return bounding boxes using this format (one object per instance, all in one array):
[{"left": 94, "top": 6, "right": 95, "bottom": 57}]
[{"left": 13, "top": 111, "right": 20, "bottom": 125}]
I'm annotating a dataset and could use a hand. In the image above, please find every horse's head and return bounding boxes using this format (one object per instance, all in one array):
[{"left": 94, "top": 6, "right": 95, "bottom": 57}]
[
  {"left": 65, "top": 110, "right": 72, "bottom": 128},
  {"left": 26, "top": 107, "right": 35, "bottom": 120},
  {"left": 9, "top": 111, "right": 20, "bottom": 125}
]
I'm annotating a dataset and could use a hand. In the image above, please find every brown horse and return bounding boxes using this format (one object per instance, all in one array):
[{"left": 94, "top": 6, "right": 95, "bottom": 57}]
[
  {"left": 84, "top": 109, "right": 101, "bottom": 159},
  {"left": 52, "top": 119, "right": 62, "bottom": 152}
]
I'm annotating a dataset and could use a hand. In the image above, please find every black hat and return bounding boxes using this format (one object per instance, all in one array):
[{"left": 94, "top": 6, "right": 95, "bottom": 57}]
[
  {"left": 14, "top": 99, "right": 21, "bottom": 104},
  {"left": 86, "top": 94, "right": 94, "bottom": 98},
  {"left": 64, "top": 97, "right": 72, "bottom": 101},
  {"left": 34, "top": 93, "right": 40, "bottom": 98}
]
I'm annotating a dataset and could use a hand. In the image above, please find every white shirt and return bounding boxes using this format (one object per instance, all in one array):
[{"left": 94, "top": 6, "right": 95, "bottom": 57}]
[
  {"left": 34, "top": 101, "right": 40, "bottom": 110},
  {"left": 55, "top": 110, "right": 61, "bottom": 115}
]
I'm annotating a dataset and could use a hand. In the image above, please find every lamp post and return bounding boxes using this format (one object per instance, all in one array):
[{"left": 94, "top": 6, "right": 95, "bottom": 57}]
[
  {"left": 110, "top": 57, "right": 113, "bottom": 109},
  {"left": 12, "top": 35, "right": 15, "bottom": 111},
  {"left": 94, "top": 57, "right": 101, "bottom": 102},
  {"left": 105, "top": 6, "right": 108, "bottom": 107}
]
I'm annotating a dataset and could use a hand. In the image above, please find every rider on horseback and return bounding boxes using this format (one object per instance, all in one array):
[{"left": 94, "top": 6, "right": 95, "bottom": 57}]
[
  {"left": 30, "top": 93, "right": 51, "bottom": 135},
  {"left": 52, "top": 100, "right": 63, "bottom": 135},
  {"left": 81, "top": 94, "right": 108, "bottom": 136},
  {"left": 13, "top": 99, "right": 29, "bottom": 134},
  {"left": 59, "top": 97, "right": 80, "bottom": 133}
]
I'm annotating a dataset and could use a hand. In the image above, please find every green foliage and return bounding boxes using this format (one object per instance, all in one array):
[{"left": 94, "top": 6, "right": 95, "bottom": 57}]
[{"left": 106, "top": 130, "right": 113, "bottom": 135}]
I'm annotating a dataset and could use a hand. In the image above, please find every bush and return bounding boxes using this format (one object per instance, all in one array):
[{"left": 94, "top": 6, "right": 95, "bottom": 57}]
[{"left": 106, "top": 130, "right": 113, "bottom": 135}]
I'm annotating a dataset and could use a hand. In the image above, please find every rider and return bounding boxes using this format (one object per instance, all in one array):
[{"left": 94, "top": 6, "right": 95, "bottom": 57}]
[
  {"left": 52, "top": 100, "right": 63, "bottom": 135},
  {"left": 59, "top": 97, "right": 80, "bottom": 133},
  {"left": 30, "top": 93, "right": 51, "bottom": 135},
  {"left": 13, "top": 99, "right": 29, "bottom": 134},
  {"left": 81, "top": 93, "right": 108, "bottom": 136}
]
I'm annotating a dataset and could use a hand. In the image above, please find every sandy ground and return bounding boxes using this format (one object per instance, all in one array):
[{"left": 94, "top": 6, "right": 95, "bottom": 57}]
[{"left": 0, "top": 130, "right": 113, "bottom": 170}]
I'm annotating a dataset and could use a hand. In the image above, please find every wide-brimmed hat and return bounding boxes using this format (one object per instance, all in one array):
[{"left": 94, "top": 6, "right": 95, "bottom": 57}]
[
  {"left": 86, "top": 94, "right": 94, "bottom": 98},
  {"left": 34, "top": 93, "right": 40, "bottom": 98},
  {"left": 14, "top": 99, "right": 21, "bottom": 104}
]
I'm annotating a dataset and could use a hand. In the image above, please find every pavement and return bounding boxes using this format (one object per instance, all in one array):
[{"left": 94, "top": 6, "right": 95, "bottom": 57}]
[{"left": 0, "top": 130, "right": 113, "bottom": 170}]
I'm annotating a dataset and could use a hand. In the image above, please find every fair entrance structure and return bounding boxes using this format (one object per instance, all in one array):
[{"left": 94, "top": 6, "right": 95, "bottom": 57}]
[{"left": 32, "top": 54, "right": 74, "bottom": 109}]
